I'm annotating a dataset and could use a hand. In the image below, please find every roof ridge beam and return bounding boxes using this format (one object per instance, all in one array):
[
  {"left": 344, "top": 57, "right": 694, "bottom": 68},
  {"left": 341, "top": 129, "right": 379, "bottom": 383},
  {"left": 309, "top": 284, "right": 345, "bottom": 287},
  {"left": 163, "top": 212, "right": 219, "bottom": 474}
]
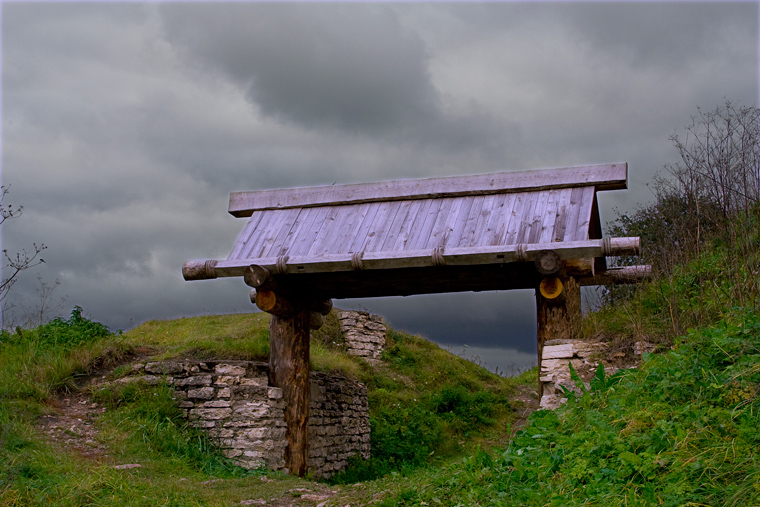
[{"left": 228, "top": 163, "right": 627, "bottom": 217}]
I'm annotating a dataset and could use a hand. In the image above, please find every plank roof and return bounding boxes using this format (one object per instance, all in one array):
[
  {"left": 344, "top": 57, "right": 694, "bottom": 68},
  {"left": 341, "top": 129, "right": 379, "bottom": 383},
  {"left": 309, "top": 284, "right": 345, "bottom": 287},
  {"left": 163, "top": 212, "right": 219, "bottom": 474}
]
[{"left": 185, "top": 163, "right": 630, "bottom": 298}]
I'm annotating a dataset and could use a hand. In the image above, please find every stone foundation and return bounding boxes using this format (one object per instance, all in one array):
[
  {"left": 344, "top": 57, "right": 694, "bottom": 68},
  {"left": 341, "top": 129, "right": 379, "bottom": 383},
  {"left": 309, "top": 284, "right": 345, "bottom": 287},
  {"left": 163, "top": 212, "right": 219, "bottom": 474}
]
[
  {"left": 126, "top": 360, "right": 369, "bottom": 478},
  {"left": 337, "top": 310, "right": 386, "bottom": 361}
]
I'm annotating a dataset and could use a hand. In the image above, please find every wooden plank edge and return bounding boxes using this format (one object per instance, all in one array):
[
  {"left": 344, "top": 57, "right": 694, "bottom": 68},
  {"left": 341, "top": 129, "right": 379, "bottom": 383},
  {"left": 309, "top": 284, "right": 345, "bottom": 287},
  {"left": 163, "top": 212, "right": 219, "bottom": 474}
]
[
  {"left": 183, "top": 237, "right": 639, "bottom": 279},
  {"left": 229, "top": 163, "right": 628, "bottom": 216}
]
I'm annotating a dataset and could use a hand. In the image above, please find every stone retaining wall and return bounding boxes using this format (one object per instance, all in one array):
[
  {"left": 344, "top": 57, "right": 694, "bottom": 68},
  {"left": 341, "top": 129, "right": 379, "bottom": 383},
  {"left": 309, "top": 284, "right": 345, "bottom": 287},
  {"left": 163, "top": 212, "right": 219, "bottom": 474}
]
[
  {"left": 337, "top": 310, "right": 387, "bottom": 361},
  {"left": 127, "top": 360, "right": 369, "bottom": 478},
  {"left": 539, "top": 339, "right": 654, "bottom": 410}
]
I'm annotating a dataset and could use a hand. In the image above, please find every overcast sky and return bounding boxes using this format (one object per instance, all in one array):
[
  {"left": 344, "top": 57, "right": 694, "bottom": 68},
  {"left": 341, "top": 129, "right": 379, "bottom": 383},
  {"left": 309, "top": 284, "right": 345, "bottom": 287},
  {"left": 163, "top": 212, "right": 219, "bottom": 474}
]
[{"left": 2, "top": 2, "right": 757, "bottom": 369}]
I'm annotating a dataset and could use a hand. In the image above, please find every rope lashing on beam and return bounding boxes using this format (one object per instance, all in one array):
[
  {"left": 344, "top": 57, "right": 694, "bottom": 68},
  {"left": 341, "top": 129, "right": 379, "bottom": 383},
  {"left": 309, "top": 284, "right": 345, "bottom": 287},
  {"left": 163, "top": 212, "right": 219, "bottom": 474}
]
[
  {"left": 204, "top": 260, "right": 218, "bottom": 279},
  {"left": 516, "top": 244, "right": 528, "bottom": 262},
  {"left": 431, "top": 247, "right": 446, "bottom": 266},
  {"left": 351, "top": 252, "right": 364, "bottom": 270},
  {"left": 601, "top": 237, "right": 613, "bottom": 257},
  {"left": 274, "top": 256, "right": 289, "bottom": 275}
]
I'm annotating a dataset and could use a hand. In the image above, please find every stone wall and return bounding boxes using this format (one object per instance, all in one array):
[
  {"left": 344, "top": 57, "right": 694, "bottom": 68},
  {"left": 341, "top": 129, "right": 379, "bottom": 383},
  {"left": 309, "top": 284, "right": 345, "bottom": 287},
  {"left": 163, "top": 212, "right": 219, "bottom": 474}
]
[
  {"left": 126, "top": 360, "right": 369, "bottom": 478},
  {"left": 336, "top": 310, "right": 387, "bottom": 361},
  {"left": 539, "top": 339, "right": 655, "bottom": 410}
]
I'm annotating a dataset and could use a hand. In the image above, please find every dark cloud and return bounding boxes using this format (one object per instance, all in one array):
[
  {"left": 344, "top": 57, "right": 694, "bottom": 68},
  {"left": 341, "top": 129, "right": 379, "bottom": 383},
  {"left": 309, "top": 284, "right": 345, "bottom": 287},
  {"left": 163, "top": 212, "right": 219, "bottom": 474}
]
[
  {"left": 159, "top": 4, "right": 439, "bottom": 133},
  {"left": 1, "top": 2, "right": 757, "bottom": 358}
]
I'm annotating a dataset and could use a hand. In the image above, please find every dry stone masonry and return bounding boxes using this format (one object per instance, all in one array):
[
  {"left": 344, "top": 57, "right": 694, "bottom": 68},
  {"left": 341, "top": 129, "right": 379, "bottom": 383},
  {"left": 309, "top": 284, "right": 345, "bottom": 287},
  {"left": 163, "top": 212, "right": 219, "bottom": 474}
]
[
  {"left": 337, "top": 310, "right": 387, "bottom": 361},
  {"left": 539, "top": 339, "right": 655, "bottom": 410},
  {"left": 126, "top": 360, "right": 369, "bottom": 478}
]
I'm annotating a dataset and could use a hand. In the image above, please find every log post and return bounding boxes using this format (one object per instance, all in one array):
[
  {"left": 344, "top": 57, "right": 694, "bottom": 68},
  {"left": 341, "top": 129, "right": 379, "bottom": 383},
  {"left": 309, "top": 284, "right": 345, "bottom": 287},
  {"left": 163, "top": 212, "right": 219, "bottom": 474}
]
[
  {"left": 536, "top": 276, "right": 581, "bottom": 398},
  {"left": 268, "top": 300, "right": 311, "bottom": 478}
]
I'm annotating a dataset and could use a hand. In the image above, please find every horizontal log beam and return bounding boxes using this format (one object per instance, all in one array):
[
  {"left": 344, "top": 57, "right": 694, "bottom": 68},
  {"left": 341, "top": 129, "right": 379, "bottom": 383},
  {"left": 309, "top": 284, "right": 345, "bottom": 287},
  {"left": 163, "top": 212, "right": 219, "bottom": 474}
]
[
  {"left": 580, "top": 265, "right": 652, "bottom": 285},
  {"left": 183, "top": 237, "right": 641, "bottom": 280},
  {"left": 229, "top": 163, "right": 627, "bottom": 216},
  {"left": 182, "top": 260, "right": 218, "bottom": 281}
]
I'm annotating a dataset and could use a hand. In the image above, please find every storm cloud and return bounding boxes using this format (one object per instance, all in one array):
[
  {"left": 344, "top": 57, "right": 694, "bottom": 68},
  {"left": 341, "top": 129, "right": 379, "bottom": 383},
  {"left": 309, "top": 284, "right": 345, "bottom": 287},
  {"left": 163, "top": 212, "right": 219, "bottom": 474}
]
[{"left": 2, "top": 3, "right": 757, "bottom": 370}]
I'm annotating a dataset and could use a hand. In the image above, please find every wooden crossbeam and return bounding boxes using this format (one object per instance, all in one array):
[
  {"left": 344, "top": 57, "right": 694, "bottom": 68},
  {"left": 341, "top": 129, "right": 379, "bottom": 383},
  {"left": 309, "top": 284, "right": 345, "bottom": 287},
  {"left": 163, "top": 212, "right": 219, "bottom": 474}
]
[{"left": 183, "top": 237, "right": 641, "bottom": 280}]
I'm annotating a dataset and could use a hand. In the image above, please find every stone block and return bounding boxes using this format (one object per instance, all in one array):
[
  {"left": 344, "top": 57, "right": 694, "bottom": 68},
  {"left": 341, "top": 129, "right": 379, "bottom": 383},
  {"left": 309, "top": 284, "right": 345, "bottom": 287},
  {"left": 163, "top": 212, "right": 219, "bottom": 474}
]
[
  {"left": 144, "top": 361, "right": 185, "bottom": 375},
  {"left": 190, "top": 407, "right": 232, "bottom": 420},
  {"left": 215, "top": 363, "right": 247, "bottom": 376},
  {"left": 173, "top": 375, "right": 213, "bottom": 387},
  {"left": 215, "top": 376, "right": 240, "bottom": 386},
  {"left": 200, "top": 399, "right": 231, "bottom": 408},
  {"left": 188, "top": 387, "right": 215, "bottom": 400}
]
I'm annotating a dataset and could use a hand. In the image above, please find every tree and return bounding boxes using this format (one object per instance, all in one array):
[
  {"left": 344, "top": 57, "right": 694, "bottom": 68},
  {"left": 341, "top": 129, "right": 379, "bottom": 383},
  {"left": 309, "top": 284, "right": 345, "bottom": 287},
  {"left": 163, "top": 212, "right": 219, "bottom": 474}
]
[{"left": 0, "top": 185, "right": 46, "bottom": 303}]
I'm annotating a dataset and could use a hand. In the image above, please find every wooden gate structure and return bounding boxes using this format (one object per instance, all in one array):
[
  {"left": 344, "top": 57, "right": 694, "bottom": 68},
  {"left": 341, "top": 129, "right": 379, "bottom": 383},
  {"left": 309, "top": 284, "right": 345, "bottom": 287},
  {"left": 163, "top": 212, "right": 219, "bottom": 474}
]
[{"left": 183, "top": 162, "right": 650, "bottom": 476}]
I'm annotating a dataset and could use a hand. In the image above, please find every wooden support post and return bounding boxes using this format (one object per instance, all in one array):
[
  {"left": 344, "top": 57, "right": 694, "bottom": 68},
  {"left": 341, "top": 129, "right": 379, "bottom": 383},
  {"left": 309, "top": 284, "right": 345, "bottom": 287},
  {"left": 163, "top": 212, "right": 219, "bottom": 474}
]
[
  {"left": 536, "top": 276, "right": 581, "bottom": 398},
  {"left": 268, "top": 301, "right": 311, "bottom": 478}
]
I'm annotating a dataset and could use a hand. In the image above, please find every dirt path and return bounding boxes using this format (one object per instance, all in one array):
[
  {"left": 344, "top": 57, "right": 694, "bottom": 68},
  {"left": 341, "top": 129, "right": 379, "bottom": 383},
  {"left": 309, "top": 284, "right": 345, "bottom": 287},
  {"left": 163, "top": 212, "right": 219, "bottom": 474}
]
[{"left": 36, "top": 385, "right": 110, "bottom": 462}]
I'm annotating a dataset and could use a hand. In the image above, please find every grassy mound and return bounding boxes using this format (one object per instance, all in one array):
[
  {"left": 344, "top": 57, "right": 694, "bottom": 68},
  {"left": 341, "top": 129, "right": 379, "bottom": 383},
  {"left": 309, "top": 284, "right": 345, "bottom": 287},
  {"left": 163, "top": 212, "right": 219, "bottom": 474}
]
[{"left": 0, "top": 306, "right": 530, "bottom": 505}]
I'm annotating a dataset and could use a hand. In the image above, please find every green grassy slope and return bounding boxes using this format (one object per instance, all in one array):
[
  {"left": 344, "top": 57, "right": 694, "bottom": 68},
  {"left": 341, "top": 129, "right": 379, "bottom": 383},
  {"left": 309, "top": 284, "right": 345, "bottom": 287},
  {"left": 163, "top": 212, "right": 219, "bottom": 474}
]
[
  {"left": 382, "top": 310, "right": 760, "bottom": 506},
  {"left": 0, "top": 307, "right": 532, "bottom": 506}
]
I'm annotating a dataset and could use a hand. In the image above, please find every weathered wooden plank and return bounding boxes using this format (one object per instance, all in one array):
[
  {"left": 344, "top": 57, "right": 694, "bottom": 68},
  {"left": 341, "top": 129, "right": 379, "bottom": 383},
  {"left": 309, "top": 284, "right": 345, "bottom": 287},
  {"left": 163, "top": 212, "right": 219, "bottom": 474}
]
[
  {"left": 562, "top": 187, "right": 585, "bottom": 242},
  {"left": 306, "top": 206, "right": 344, "bottom": 256},
  {"left": 436, "top": 195, "right": 472, "bottom": 249},
  {"left": 273, "top": 207, "right": 318, "bottom": 258},
  {"left": 468, "top": 194, "right": 497, "bottom": 248},
  {"left": 389, "top": 199, "right": 426, "bottom": 251},
  {"left": 263, "top": 208, "right": 303, "bottom": 258},
  {"left": 380, "top": 200, "right": 414, "bottom": 251},
  {"left": 227, "top": 211, "right": 266, "bottom": 260},
  {"left": 423, "top": 197, "right": 456, "bottom": 250},
  {"left": 244, "top": 210, "right": 290, "bottom": 259},
  {"left": 363, "top": 201, "right": 403, "bottom": 252},
  {"left": 572, "top": 186, "right": 596, "bottom": 242},
  {"left": 444, "top": 195, "right": 475, "bottom": 248},
  {"left": 551, "top": 188, "right": 574, "bottom": 243},
  {"left": 516, "top": 191, "right": 542, "bottom": 244},
  {"left": 347, "top": 202, "right": 382, "bottom": 254},
  {"left": 288, "top": 207, "right": 332, "bottom": 257},
  {"left": 488, "top": 193, "right": 518, "bottom": 246},
  {"left": 234, "top": 210, "right": 276, "bottom": 260},
  {"left": 229, "top": 163, "right": 627, "bottom": 216},
  {"left": 394, "top": 198, "right": 431, "bottom": 251},
  {"left": 538, "top": 189, "right": 560, "bottom": 244},
  {"left": 527, "top": 191, "right": 552, "bottom": 244},
  {"left": 504, "top": 193, "right": 528, "bottom": 245},
  {"left": 308, "top": 204, "right": 356, "bottom": 256},
  {"left": 409, "top": 199, "right": 444, "bottom": 251},
  {"left": 454, "top": 195, "right": 486, "bottom": 248},
  {"left": 331, "top": 203, "right": 371, "bottom": 254},
  {"left": 479, "top": 193, "right": 508, "bottom": 246}
]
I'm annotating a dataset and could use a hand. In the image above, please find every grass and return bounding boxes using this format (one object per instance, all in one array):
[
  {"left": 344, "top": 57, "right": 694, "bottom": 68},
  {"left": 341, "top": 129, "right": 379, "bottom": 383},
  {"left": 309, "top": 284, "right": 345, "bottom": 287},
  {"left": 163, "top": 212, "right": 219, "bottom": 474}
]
[
  {"left": 380, "top": 309, "right": 760, "bottom": 506},
  {"left": 0, "top": 304, "right": 529, "bottom": 505}
]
